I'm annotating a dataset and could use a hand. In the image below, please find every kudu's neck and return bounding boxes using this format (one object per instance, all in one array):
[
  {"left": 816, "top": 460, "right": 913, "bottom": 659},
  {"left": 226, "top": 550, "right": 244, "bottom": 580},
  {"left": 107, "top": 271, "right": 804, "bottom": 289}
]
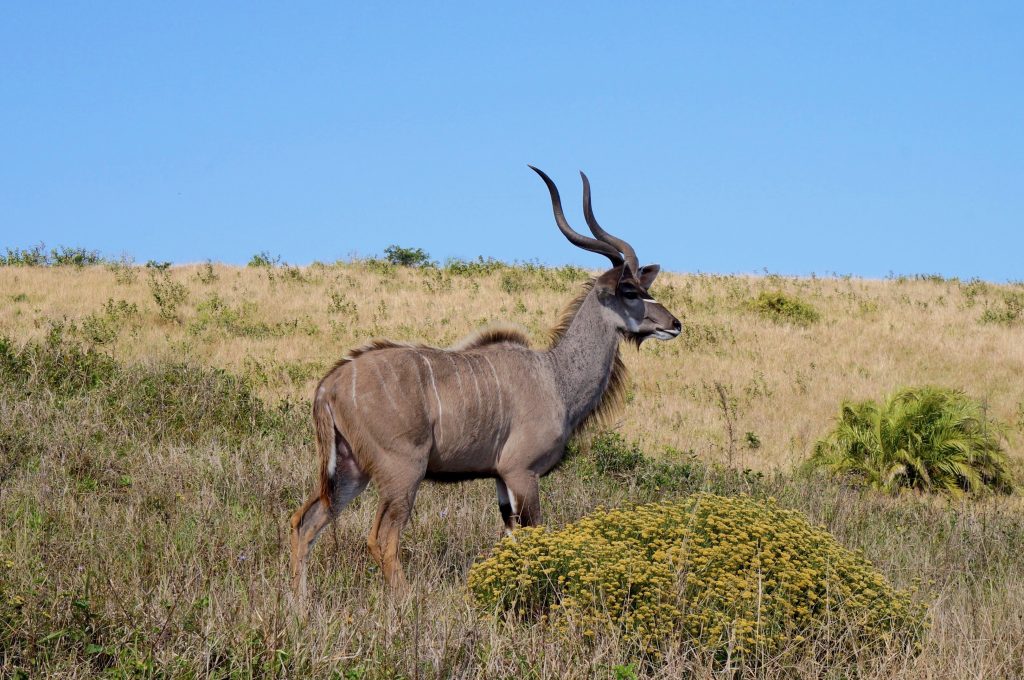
[{"left": 547, "top": 290, "right": 622, "bottom": 430}]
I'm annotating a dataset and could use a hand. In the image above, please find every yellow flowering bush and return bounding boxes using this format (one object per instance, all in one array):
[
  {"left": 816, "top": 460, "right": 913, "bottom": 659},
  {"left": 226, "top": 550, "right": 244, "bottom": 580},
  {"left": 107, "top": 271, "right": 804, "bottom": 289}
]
[{"left": 468, "top": 494, "right": 925, "bottom": 657}]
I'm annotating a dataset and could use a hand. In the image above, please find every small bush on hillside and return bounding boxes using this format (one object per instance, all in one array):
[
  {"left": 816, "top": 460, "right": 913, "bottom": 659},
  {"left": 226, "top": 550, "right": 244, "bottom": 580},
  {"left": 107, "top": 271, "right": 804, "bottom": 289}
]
[
  {"left": 189, "top": 294, "right": 271, "bottom": 338},
  {"left": 81, "top": 299, "right": 140, "bottom": 345},
  {"left": 980, "top": 291, "right": 1024, "bottom": 325},
  {"left": 748, "top": 291, "right": 820, "bottom": 326},
  {"left": 50, "top": 246, "right": 103, "bottom": 267},
  {"left": 500, "top": 263, "right": 589, "bottom": 294},
  {"left": 384, "top": 244, "right": 433, "bottom": 267},
  {"left": 0, "top": 326, "right": 299, "bottom": 448},
  {"left": 2, "top": 243, "right": 49, "bottom": 266},
  {"left": 247, "top": 251, "right": 281, "bottom": 268},
  {"left": 106, "top": 254, "right": 138, "bottom": 284},
  {"left": 469, "top": 494, "right": 924, "bottom": 660},
  {"left": 147, "top": 270, "right": 188, "bottom": 322},
  {"left": 810, "top": 386, "right": 1013, "bottom": 495},
  {"left": 1, "top": 243, "right": 103, "bottom": 267},
  {"left": 444, "top": 256, "right": 507, "bottom": 277},
  {"left": 196, "top": 260, "right": 219, "bottom": 284}
]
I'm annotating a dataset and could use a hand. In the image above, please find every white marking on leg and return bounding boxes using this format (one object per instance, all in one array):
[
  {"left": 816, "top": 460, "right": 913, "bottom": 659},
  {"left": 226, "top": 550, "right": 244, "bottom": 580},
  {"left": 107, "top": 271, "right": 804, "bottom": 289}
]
[
  {"left": 325, "top": 403, "right": 338, "bottom": 477},
  {"left": 497, "top": 481, "right": 515, "bottom": 536}
]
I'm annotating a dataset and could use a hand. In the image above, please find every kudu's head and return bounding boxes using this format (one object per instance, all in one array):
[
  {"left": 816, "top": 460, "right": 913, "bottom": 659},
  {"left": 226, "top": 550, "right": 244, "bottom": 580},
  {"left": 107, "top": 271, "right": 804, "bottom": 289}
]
[{"left": 529, "top": 166, "right": 682, "bottom": 344}]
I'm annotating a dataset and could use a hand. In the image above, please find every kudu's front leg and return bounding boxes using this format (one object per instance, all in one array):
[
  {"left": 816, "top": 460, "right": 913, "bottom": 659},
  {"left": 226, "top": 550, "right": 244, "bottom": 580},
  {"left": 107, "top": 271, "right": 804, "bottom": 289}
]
[{"left": 499, "top": 471, "right": 541, "bottom": 528}]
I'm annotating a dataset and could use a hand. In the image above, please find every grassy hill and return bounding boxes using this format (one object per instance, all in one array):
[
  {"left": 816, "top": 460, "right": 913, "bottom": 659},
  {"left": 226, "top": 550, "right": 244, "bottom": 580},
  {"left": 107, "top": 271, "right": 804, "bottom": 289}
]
[
  {"left": 3, "top": 260, "right": 1021, "bottom": 470},
  {"left": 1, "top": 259, "right": 1022, "bottom": 677}
]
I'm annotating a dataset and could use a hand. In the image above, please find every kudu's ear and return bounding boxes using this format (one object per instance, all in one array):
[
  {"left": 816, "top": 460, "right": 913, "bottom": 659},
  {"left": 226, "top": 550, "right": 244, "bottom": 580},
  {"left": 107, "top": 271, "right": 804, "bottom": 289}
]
[
  {"left": 595, "top": 265, "right": 625, "bottom": 296},
  {"left": 637, "top": 264, "right": 660, "bottom": 290}
]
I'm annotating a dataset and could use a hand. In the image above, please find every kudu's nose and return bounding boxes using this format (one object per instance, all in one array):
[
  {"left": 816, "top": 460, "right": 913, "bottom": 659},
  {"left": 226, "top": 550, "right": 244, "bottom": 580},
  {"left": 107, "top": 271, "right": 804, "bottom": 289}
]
[{"left": 672, "top": 318, "right": 682, "bottom": 332}]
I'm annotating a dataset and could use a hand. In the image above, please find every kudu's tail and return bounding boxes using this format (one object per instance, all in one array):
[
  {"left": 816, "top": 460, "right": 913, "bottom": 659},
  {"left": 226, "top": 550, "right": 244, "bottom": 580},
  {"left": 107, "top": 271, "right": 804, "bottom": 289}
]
[{"left": 314, "top": 395, "right": 337, "bottom": 508}]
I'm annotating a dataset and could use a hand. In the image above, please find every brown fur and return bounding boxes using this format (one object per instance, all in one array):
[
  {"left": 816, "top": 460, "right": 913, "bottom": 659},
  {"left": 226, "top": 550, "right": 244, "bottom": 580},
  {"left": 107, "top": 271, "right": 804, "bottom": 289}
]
[
  {"left": 311, "top": 281, "right": 629, "bottom": 506},
  {"left": 546, "top": 279, "right": 630, "bottom": 439},
  {"left": 313, "top": 339, "right": 424, "bottom": 506},
  {"left": 293, "top": 277, "right": 655, "bottom": 594},
  {"left": 314, "top": 331, "right": 532, "bottom": 505}
]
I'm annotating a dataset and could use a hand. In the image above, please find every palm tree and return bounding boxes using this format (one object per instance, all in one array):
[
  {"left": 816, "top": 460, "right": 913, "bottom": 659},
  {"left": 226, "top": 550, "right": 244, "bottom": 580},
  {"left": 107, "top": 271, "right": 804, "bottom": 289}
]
[{"left": 811, "top": 386, "right": 1013, "bottom": 495}]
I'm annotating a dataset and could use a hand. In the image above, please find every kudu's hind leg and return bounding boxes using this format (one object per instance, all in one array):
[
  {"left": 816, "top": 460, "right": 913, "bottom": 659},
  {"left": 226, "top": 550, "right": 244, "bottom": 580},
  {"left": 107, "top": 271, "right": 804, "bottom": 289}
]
[
  {"left": 367, "top": 479, "right": 421, "bottom": 589},
  {"left": 289, "top": 458, "right": 368, "bottom": 601}
]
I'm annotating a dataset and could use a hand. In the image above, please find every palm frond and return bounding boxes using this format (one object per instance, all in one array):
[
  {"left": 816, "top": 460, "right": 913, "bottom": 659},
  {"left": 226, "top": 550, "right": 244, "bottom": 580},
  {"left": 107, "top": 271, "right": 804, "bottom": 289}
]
[{"left": 810, "top": 386, "right": 1014, "bottom": 495}]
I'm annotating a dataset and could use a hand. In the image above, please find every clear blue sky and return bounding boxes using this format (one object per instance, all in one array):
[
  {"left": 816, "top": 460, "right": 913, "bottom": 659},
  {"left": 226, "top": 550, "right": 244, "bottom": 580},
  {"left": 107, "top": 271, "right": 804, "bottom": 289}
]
[{"left": 2, "top": 3, "right": 1021, "bottom": 280}]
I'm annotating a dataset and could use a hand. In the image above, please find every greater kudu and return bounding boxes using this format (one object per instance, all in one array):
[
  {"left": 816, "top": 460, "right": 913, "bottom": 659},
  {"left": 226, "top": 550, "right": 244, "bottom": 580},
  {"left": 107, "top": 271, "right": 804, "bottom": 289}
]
[{"left": 290, "top": 167, "right": 681, "bottom": 595}]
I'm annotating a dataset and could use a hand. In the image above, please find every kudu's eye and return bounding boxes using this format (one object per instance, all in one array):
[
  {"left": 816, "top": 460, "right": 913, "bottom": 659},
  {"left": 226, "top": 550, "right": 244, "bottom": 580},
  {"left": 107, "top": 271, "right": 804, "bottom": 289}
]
[{"left": 621, "top": 288, "right": 640, "bottom": 301}]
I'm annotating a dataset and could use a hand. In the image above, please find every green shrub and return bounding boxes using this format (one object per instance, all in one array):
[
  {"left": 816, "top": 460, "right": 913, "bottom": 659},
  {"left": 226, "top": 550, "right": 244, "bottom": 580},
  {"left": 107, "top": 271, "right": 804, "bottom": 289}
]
[
  {"left": 196, "top": 261, "right": 219, "bottom": 284},
  {"left": 469, "top": 494, "right": 924, "bottom": 659},
  {"left": 327, "top": 290, "right": 359, "bottom": 316},
  {"left": 810, "top": 386, "right": 1013, "bottom": 495},
  {"left": 0, "top": 328, "right": 300, "bottom": 447},
  {"left": 384, "top": 244, "right": 433, "bottom": 267},
  {"left": 1, "top": 243, "right": 104, "bottom": 267},
  {"left": 748, "top": 291, "right": 820, "bottom": 326},
  {"left": 980, "top": 291, "right": 1024, "bottom": 325},
  {"left": 500, "top": 263, "right": 589, "bottom": 294},
  {"left": 190, "top": 294, "right": 273, "bottom": 338},
  {"left": 81, "top": 299, "right": 140, "bottom": 345},
  {"left": 2, "top": 243, "right": 49, "bottom": 266},
  {"left": 106, "top": 255, "right": 138, "bottom": 285},
  {"left": 247, "top": 251, "right": 281, "bottom": 268},
  {"left": 444, "top": 256, "right": 507, "bottom": 277},
  {"left": 50, "top": 246, "right": 103, "bottom": 267},
  {"left": 147, "top": 270, "right": 188, "bottom": 322},
  {"left": 568, "top": 432, "right": 702, "bottom": 495}
]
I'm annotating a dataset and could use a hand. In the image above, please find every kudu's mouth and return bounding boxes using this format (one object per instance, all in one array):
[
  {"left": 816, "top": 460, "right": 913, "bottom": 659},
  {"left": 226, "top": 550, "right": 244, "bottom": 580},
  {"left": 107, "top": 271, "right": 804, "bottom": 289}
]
[
  {"left": 650, "top": 328, "right": 681, "bottom": 340},
  {"left": 648, "top": 316, "right": 682, "bottom": 341}
]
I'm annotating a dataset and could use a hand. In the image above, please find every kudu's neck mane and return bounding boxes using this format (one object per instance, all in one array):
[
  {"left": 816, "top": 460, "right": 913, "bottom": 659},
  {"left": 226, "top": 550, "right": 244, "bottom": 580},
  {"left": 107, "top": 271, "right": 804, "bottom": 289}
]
[{"left": 547, "top": 279, "right": 630, "bottom": 437}]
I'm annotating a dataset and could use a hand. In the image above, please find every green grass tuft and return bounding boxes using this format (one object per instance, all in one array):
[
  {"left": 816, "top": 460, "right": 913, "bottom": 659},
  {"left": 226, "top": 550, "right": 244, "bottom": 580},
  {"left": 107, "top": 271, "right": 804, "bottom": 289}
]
[{"left": 747, "top": 291, "right": 820, "bottom": 326}]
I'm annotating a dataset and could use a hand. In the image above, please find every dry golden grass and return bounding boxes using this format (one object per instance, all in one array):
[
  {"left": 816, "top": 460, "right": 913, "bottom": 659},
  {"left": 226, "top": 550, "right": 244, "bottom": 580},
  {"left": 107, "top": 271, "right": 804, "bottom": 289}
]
[
  {"left": 2, "top": 262, "right": 1021, "bottom": 471},
  {"left": 2, "top": 261, "right": 1023, "bottom": 678}
]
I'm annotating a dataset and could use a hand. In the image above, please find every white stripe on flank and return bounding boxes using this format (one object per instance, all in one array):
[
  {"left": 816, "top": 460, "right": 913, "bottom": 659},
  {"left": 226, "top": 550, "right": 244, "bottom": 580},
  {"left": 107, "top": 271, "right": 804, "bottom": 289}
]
[
  {"left": 483, "top": 355, "right": 503, "bottom": 416},
  {"left": 467, "top": 357, "right": 483, "bottom": 417},
  {"left": 372, "top": 359, "right": 399, "bottom": 413},
  {"left": 445, "top": 353, "right": 463, "bottom": 392},
  {"left": 410, "top": 352, "right": 428, "bottom": 407},
  {"left": 422, "top": 355, "right": 443, "bottom": 441},
  {"left": 483, "top": 355, "right": 504, "bottom": 457},
  {"left": 325, "top": 402, "right": 338, "bottom": 477},
  {"left": 350, "top": 364, "right": 358, "bottom": 409}
]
